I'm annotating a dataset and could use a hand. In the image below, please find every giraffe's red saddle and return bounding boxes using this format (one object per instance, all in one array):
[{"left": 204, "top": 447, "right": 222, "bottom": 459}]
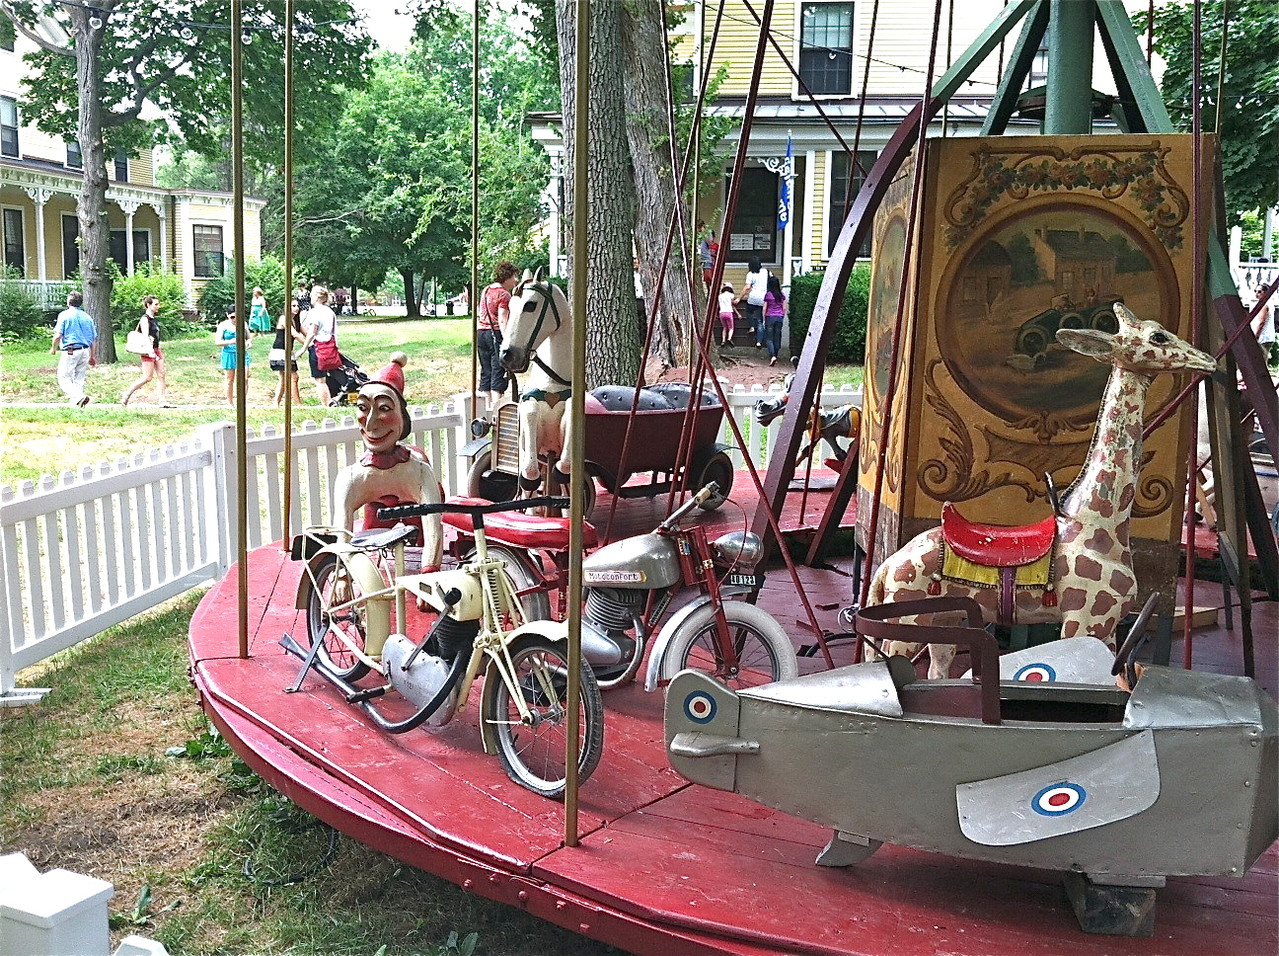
[{"left": 940, "top": 502, "right": 1057, "bottom": 567}]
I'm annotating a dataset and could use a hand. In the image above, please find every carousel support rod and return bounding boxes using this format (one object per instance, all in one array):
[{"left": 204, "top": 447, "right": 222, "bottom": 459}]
[
  {"left": 232, "top": 0, "right": 249, "bottom": 659},
  {"left": 470, "top": 2, "right": 479, "bottom": 413},
  {"left": 564, "top": 0, "right": 591, "bottom": 849},
  {"left": 282, "top": 0, "right": 296, "bottom": 548},
  {"left": 981, "top": 0, "right": 1048, "bottom": 136},
  {"left": 1044, "top": 0, "right": 1095, "bottom": 134}
]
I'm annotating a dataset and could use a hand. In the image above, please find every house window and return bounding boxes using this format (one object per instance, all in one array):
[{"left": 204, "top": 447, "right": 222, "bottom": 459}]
[
  {"left": 66, "top": 139, "right": 82, "bottom": 168},
  {"left": 724, "top": 167, "right": 779, "bottom": 264},
  {"left": 113, "top": 149, "right": 128, "bottom": 182},
  {"left": 110, "top": 229, "right": 151, "bottom": 273},
  {"left": 1, "top": 97, "right": 17, "bottom": 158},
  {"left": 3, "top": 208, "right": 24, "bottom": 275},
  {"left": 193, "top": 224, "right": 224, "bottom": 278},
  {"left": 800, "top": 2, "right": 855, "bottom": 96},
  {"left": 62, "top": 214, "right": 79, "bottom": 277},
  {"left": 827, "top": 149, "right": 877, "bottom": 257}
]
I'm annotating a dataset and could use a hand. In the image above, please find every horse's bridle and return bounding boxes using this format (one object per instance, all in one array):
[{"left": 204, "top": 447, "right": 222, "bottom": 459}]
[{"left": 512, "top": 281, "right": 571, "bottom": 387}]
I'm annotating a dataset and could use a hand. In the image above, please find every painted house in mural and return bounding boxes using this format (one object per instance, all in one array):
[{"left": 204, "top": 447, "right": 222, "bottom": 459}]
[
  {"left": 1030, "top": 227, "right": 1119, "bottom": 303},
  {"left": 0, "top": 26, "right": 263, "bottom": 310}
]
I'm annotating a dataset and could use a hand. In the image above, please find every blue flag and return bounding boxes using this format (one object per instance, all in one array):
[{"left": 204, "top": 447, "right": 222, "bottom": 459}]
[{"left": 777, "top": 135, "right": 793, "bottom": 231}]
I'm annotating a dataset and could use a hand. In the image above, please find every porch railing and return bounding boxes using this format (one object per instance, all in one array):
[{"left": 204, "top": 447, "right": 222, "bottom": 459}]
[{"left": 0, "top": 385, "right": 858, "bottom": 703}]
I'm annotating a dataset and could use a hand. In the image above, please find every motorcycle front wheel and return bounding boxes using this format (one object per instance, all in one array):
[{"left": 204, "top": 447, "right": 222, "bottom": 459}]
[
  {"left": 485, "top": 636, "right": 604, "bottom": 799},
  {"left": 662, "top": 601, "right": 798, "bottom": 689}
]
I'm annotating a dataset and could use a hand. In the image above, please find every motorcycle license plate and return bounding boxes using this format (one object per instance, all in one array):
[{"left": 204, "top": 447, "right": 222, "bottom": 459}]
[{"left": 725, "top": 571, "right": 765, "bottom": 590}]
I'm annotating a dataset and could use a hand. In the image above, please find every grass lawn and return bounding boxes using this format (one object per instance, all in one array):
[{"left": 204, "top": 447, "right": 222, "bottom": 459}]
[{"left": 1, "top": 315, "right": 476, "bottom": 487}]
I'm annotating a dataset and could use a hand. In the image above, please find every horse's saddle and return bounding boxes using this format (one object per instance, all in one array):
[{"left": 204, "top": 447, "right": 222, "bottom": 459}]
[
  {"left": 441, "top": 495, "right": 598, "bottom": 551},
  {"left": 940, "top": 503, "right": 1057, "bottom": 567},
  {"left": 934, "top": 503, "right": 1059, "bottom": 620}
]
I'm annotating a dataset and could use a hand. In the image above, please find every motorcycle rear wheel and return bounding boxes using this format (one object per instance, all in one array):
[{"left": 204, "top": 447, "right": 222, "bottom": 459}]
[
  {"left": 662, "top": 601, "right": 797, "bottom": 689},
  {"left": 485, "top": 636, "right": 604, "bottom": 799}
]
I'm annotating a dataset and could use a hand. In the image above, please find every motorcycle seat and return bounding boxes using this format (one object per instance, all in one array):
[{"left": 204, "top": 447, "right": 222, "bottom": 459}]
[{"left": 442, "top": 496, "right": 598, "bottom": 551}]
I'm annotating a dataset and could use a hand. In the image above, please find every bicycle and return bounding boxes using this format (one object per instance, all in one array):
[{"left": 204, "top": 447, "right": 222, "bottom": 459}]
[{"left": 283, "top": 495, "right": 604, "bottom": 799}]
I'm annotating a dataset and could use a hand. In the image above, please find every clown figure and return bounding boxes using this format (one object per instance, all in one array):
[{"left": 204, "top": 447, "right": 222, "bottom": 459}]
[{"left": 330, "top": 353, "right": 443, "bottom": 570}]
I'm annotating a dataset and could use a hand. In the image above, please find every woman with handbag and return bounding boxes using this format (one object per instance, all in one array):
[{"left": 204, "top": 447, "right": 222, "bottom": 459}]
[
  {"left": 301, "top": 288, "right": 340, "bottom": 405},
  {"left": 271, "top": 299, "right": 306, "bottom": 405},
  {"left": 121, "top": 296, "right": 173, "bottom": 407}
]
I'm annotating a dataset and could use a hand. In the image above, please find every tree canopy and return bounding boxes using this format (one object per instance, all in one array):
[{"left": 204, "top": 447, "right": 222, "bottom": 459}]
[
  {"left": 2, "top": 0, "right": 369, "bottom": 358},
  {"left": 292, "top": 19, "right": 552, "bottom": 315},
  {"left": 1137, "top": 0, "right": 1279, "bottom": 218}
]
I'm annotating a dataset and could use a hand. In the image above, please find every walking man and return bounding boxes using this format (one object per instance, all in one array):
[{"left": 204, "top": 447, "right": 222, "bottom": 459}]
[{"left": 51, "top": 291, "right": 97, "bottom": 408}]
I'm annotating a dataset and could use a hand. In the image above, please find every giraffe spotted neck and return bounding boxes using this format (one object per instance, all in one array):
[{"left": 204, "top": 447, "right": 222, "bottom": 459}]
[{"left": 1060, "top": 363, "right": 1153, "bottom": 550}]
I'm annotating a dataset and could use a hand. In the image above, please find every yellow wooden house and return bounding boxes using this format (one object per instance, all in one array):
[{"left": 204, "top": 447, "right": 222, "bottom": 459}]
[{"left": 0, "top": 29, "right": 264, "bottom": 310}]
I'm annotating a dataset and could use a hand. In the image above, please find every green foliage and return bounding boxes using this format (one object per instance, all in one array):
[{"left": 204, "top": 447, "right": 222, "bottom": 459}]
[
  {"left": 787, "top": 265, "right": 871, "bottom": 364},
  {"left": 109, "top": 263, "right": 188, "bottom": 332},
  {"left": 166, "top": 728, "right": 234, "bottom": 761},
  {"left": 294, "top": 38, "right": 548, "bottom": 314},
  {"left": 0, "top": 277, "right": 50, "bottom": 341},
  {"left": 109, "top": 885, "right": 181, "bottom": 930},
  {"left": 196, "top": 257, "right": 287, "bottom": 324},
  {"left": 1238, "top": 209, "right": 1267, "bottom": 260},
  {"left": 1135, "top": 1, "right": 1279, "bottom": 220},
  {"left": 11, "top": 1, "right": 370, "bottom": 169}
]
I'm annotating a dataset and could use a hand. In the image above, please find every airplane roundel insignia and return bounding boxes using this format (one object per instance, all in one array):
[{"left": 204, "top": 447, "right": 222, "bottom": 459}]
[
  {"left": 683, "top": 691, "right": 717, "bottom": 724},
  {"left": 1013, "top": 662, "right": 1057, "bottom": 682},
  {"left": 1031, "top": 782, "right": 1086, "bottom": 816}
]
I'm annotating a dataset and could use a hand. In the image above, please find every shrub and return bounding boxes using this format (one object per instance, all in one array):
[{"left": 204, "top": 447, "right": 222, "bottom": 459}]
[
  {"left": 196, "top": 257, "right": 287, "bottom": 325},
  {"left": 110, "top": 263, "right": 190, "bottom": 333},
  {"left": 786, "top": 262, "right": 871, "bottom": 364},
  {"left": 0, "top": 276, "right": 49, "bottom": 342}
]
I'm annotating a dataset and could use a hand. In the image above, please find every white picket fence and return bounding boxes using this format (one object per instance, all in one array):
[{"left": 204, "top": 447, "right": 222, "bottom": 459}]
[{"left": 0, "top": 384, "right": 859, "bottom": 703}]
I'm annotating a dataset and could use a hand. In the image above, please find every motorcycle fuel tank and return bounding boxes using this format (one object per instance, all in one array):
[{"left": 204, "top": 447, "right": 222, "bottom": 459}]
[{"left": 583, "top": 533, "right": 682, "bottom": 590}]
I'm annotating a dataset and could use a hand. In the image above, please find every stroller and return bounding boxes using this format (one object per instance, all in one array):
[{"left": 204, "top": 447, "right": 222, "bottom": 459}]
[{"left": 327, "top": 352, "right": 369, "bottom": 406}]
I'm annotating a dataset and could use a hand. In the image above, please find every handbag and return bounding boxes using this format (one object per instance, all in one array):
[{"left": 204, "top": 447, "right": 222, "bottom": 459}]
[
  {"left": 314, "top": 337, "right": 341, "bottom": 371},
  {"left": 125, "top": 327, "right": 152, "bottom": 356}
]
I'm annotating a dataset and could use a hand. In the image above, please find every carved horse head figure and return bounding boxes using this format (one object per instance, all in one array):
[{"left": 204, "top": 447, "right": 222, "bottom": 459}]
[
  {"left": 868, "top": 304, "right": 1217, "bottom": 678},
  {"left": 500, "top": 271, "right": 575, "bottom": 492}
]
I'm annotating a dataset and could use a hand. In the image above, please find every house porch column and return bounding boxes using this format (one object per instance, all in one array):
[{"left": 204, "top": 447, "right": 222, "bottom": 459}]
[{"left": 22, "top": 187, "right": 52, "bottom": 282}]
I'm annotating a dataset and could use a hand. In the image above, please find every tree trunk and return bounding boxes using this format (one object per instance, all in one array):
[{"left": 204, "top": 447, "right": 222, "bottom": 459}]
[
  {"left": 400, "top": 267, "right": 420, "bottom": 317},
  {"left": 555, "top": 0, "right": 639, "bottom": 390},
  {"left": 72, "top": 9, "right": 115, "bottom": 362},
  {"left": 621, "top": 0, "right": 702, "bottom": 372}
]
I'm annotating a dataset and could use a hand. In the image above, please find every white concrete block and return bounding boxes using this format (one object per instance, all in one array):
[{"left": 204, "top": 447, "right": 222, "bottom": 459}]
[
  {"left": 0, "top": 866, "right": 114, "bottom": 956},
  {"left": 114, "top": 934, "right": 171, "bottom": 956}
]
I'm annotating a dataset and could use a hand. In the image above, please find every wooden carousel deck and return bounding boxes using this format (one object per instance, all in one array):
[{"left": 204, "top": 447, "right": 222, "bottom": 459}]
[{"left": 189, "top": 474, "right": 1278, "bottom": 956}]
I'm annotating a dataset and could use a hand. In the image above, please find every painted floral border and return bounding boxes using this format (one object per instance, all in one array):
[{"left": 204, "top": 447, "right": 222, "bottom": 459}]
[{"left": 942, "top": 142, "right": 1190, "bottom": 251}]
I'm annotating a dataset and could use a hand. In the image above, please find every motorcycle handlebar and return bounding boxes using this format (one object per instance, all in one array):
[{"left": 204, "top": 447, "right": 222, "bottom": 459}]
[
  {"left": 660, "top": 482, "right": 718, "bottom": 531},
  {"left": 377, "top": 496, "right": 571, "bottom": 521}
]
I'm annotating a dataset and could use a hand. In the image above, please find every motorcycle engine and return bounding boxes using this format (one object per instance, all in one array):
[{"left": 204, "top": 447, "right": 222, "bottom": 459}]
[
  {"left": 581, "top": 587, "right": 643, "bottom": 666},
  {"left": 711, "top": 530, "right": 763, "bottom": 570}
]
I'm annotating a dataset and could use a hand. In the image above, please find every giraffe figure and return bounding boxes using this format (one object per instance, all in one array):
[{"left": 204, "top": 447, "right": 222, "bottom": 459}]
[{"left": 868, "top": 303, "right": 1217, "bottom": 678}]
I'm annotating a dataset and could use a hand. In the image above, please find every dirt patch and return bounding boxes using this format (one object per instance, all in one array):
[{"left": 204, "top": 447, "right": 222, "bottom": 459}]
[{"left": 646, "top": 347, "right": 792, "bottom": 392}]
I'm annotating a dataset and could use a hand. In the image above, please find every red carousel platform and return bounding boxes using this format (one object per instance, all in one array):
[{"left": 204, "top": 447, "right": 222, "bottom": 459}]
[{"left": 189, "top": 477, "right": 1278, "bottom": 956}]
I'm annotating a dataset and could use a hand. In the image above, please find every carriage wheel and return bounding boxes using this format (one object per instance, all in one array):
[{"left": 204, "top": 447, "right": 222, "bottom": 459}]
[
  {"left": 694, "top": 451, "right": 734, "bottom": 509},
  {"left": 466, "top": 450, "right": 520, "bottom": 503}
]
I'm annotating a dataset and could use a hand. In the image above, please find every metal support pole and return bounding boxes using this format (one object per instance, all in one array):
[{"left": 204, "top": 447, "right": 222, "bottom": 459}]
[
  {"left": 282, "top": 0, "right": 295, "bottom": 548},
  {"left": 232, "top": 0, "right": 248, "bottom": 658},
  {"left": 564, "top": 0, "right": 591, "bottom": 848},
  {"left": 1044, "top": 0, "right": 1095, "bottom": 134}
]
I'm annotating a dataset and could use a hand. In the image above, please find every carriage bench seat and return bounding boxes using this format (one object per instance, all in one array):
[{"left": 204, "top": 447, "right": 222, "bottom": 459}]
[{"left": 442, "top": 496, "right": 599, "bottom": 551}]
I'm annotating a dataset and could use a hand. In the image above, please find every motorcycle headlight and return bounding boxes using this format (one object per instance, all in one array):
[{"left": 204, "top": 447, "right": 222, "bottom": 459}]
[{"left": 711, "top": 531, "right": 763, "bottom": 569}]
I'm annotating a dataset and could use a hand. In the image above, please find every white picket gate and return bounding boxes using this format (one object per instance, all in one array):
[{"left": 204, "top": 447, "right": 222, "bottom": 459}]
[{"left": 0, "top": 385, "right": 857, "bottom": 703}]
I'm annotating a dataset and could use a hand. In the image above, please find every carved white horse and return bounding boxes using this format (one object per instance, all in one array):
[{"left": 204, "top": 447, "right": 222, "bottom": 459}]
[
  {"left": 868, "top": 304, "right": 1216, "bottom": 678},
  {"left": 499, "top": 272, "right": 575, "bottom": 496}
]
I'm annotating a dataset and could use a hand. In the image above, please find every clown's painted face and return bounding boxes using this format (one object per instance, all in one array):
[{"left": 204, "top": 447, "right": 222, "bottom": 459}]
[{"left": 356, "top": 384, "right": 404, "bottom": 455}]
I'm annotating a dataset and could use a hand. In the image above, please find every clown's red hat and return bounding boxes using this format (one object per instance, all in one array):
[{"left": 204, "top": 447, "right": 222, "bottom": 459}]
[{"left": 370, "top": 352, "right": 408, "bottom": 395}]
